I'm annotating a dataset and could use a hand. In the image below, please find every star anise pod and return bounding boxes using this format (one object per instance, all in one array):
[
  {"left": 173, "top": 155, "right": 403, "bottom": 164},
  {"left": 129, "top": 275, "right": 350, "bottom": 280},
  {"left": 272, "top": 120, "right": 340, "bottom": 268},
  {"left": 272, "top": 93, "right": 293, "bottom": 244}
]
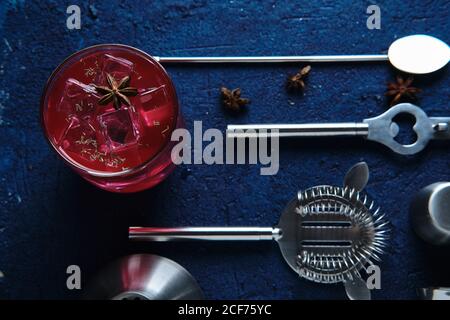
[
  {"left": 94, "top": 73, "right": 138, "bottom": 110},
  {"left": 386, "top": 75, "right": 421, "bottom": 106},
  {"left": 286, "top": 65, "right": 311, "bottom": 91},
  {"left": 221, "top": 87, "right": 250, "bottom": 112}
]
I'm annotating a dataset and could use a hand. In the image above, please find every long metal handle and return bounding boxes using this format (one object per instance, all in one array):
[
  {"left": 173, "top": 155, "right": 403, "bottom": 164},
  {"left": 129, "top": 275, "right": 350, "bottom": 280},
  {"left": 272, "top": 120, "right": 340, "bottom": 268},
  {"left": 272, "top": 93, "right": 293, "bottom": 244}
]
[
  {"left": 155, "top": 54, "right": 389, "bottom": 64},
  {"left": 129, "top": 227, "right": 281, "bottom": 241},
  {"left": 227, "top": 123, "right": 369, "bottom": 138}
]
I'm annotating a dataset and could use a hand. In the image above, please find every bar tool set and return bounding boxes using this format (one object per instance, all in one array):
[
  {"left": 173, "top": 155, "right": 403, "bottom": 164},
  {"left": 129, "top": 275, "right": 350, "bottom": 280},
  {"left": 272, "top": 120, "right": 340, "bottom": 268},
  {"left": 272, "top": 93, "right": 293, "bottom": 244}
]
[
  {"left": 39, "top": 32, "right": 449, "bottom": 299},
  {"left": 129, "top": 162, "right": 389, "bottom": 300}
]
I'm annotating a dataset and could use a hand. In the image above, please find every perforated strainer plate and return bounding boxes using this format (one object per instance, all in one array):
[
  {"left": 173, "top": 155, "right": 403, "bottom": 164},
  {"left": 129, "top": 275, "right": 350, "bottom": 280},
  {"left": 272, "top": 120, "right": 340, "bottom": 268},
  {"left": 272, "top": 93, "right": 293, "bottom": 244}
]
[{"left": 277, "top": 185, "right": 388, "bottom": 284}]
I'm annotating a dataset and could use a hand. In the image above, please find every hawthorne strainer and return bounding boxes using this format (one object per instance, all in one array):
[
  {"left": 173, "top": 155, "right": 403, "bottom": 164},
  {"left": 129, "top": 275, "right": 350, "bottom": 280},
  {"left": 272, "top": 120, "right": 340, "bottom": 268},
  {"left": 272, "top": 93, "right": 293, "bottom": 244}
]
[{"left": 129, "top": 162, "right": 389, "bottom": 299}]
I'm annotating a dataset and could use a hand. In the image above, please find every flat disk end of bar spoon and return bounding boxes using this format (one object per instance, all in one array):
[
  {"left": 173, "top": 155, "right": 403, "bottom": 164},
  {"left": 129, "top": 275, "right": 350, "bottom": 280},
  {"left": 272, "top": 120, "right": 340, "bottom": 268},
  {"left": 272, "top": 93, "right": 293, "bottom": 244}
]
[{"left": 388, "top": 34, "right": 450, "bottom": 74}]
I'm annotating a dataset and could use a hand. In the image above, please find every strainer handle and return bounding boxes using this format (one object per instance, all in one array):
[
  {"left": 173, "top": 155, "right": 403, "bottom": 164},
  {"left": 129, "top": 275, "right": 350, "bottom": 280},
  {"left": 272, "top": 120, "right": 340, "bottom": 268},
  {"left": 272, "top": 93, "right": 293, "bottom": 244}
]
[{"left": 129, "top": 227, "right": 281, "bottom": 241}]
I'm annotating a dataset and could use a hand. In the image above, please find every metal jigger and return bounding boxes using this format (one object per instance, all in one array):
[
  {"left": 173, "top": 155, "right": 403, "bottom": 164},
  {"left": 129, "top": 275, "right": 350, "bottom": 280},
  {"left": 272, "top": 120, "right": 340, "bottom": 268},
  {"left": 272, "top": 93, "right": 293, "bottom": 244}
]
[
  {"left": 411, "top": 182, "right": 450, "bottom": 245},
  {"left": 418, "top": 287, "right": 450, "bottom": 300},
  {"left": 85, "top": 254, "right": 204, "bottom": 300}
]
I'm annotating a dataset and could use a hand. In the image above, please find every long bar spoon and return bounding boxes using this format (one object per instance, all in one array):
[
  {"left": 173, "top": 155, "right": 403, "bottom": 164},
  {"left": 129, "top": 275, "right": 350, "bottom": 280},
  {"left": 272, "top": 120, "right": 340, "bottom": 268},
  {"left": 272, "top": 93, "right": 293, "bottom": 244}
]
[{"left": 155, "top": 34, "right": 449, "bottom": 74}]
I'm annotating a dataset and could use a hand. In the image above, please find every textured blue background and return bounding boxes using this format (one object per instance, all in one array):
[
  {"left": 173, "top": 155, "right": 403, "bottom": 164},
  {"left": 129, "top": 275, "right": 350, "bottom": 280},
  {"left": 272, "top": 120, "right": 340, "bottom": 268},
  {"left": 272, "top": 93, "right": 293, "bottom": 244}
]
[{"left": 0, "top": 0, "right": 449, "bottom": 299}]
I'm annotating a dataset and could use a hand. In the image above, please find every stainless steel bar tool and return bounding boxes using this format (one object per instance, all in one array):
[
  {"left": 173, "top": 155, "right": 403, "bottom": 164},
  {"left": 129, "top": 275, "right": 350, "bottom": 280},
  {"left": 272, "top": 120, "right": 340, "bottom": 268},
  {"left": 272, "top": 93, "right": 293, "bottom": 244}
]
[
  {"left": 85, "top": 254, "right": 204, "bottom": 300},
  {"left": 418, "top": 287, "right": 450, "bottom": 300},
  {"left": 130, "top": 163, "right": 389, "bottom": 300},
  {"left": 411, "top": 182, "right": 450, "bottom": 245},
  {"left": 227, "top": 103, "right": 450, "bottom": 156},
  {"left": 156, "top": 35, "right": 449, "bottom": 74}
]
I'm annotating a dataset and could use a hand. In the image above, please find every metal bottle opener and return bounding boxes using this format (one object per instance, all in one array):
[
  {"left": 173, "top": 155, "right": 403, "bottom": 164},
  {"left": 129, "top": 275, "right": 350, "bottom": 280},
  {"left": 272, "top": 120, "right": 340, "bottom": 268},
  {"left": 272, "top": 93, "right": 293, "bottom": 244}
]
[{"left": 227, "top": 103, "right": 450, "bottom": 155}]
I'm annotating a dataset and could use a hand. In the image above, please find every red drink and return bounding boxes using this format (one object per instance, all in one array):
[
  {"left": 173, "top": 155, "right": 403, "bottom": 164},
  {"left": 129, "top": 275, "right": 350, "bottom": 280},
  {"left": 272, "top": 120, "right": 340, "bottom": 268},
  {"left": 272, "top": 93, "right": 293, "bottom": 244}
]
[{"left": 41, "top": 45, "right": 181, "bottom": 193}]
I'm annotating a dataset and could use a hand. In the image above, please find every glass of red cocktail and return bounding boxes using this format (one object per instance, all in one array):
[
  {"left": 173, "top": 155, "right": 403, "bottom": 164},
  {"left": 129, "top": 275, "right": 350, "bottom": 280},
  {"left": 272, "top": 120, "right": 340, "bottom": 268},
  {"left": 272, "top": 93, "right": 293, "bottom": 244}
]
[{"left": 41, "top": 45, "right": 181, "bottom": 193}]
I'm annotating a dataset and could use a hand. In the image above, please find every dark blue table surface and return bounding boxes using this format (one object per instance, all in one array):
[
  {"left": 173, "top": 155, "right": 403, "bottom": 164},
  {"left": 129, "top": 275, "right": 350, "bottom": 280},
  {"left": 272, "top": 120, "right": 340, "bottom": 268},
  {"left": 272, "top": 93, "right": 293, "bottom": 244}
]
[{"left": 0, "top": 0, "right": 449, "bottom": 299}]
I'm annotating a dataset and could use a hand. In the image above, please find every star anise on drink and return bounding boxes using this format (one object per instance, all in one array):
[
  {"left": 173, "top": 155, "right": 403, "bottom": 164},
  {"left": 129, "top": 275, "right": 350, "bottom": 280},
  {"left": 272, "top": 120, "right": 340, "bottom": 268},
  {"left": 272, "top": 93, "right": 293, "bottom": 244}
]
[
  {"left": 94, "top": 73, "right": 138, "bottom": 110},
  {"left": 385, "top": 75, "right": 421, "bottom": 106},
  {"left": 221, "top": 87, "right": 250, "bottom": 112},
  {"left": 286, "top": 65, "right": 311, "bottom": 91}
]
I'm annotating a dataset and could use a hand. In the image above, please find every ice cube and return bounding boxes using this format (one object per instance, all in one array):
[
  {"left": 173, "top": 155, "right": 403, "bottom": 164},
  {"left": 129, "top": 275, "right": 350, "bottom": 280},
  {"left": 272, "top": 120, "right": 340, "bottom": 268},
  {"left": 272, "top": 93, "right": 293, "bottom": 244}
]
[
  {"left": 64, "top": 78, "right": 97, "bottom": 98},
  {"left": 58, "top": 78, "right": 100, "bottom": 120},
  {"left": 97, "top": 107, "right": 139, "bottom": 151},
  {"left": 99, "top": 54, "right": 134, "bottom": 82},
  {"left": 139, "top": 85, "right": 168, "bottom": 110},
  {"left": 58, "top": 117, "right": 101, "bottom": 161},
  {"left": 138, "top": 85, "right": 170, "bottom": 126}
]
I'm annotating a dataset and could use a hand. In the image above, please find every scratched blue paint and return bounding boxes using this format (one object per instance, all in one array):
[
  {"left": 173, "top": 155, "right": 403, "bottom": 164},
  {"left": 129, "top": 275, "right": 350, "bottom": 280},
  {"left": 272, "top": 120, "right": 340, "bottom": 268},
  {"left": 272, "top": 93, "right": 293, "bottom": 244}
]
[{"left": 0, "top": 0, "right": 449, "bottom": 299}]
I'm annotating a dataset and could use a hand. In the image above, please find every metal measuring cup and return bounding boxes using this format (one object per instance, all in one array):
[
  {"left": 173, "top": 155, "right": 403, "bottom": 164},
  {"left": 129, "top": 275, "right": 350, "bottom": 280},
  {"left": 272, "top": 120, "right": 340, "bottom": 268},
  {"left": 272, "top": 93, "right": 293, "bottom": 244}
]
[{"left": 411, "top": 182, "right": 450, "bottom": 245}]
